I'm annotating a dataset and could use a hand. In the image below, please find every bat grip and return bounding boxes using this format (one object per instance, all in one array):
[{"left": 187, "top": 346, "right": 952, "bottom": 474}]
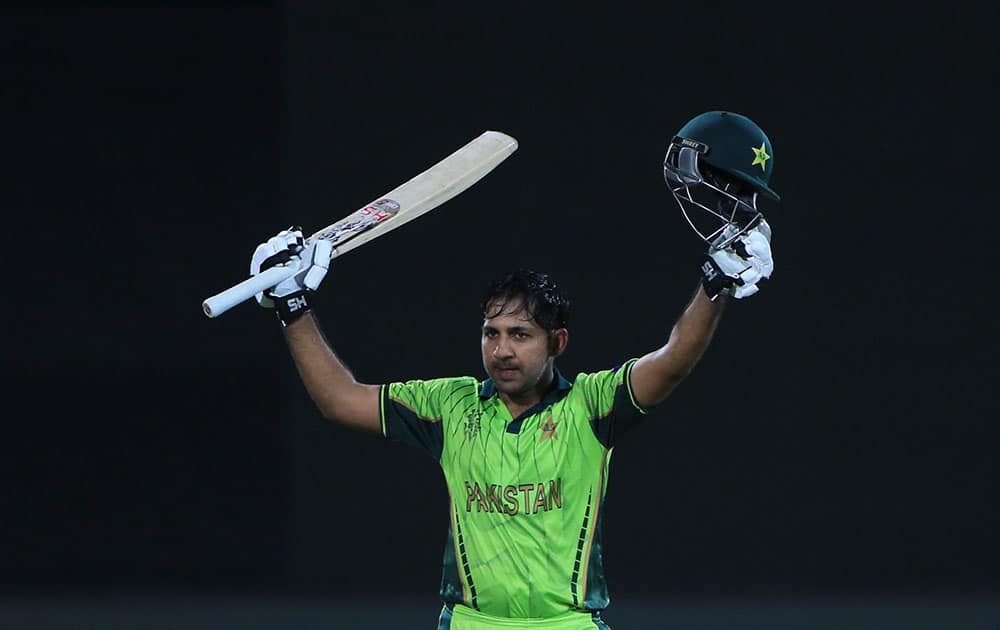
[{"left": 202, "top": 265, "right": 298, "bottom": 318}]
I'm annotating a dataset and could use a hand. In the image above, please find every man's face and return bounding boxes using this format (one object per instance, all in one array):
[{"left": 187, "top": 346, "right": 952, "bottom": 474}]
[{"left": 481, "top": 299, "right": 563, "bottom": 399}]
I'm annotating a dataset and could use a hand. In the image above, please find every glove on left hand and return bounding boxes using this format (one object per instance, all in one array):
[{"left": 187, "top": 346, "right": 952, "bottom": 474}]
[{"left": 250, "top": 226, "right": 334, "bottom": 325}]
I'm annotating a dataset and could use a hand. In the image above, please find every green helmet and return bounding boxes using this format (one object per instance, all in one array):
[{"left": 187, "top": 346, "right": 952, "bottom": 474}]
[
  {"left": 664, "top": 111, "right": 778, "bottom": 247},
  {"left": 672, "top": 110, "right": 779, "bottom": 201}
]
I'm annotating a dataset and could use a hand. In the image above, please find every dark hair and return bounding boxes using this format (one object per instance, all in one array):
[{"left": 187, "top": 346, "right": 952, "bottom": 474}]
[{"left": 481, "top": 269, "right": 570, "bottom": 331}]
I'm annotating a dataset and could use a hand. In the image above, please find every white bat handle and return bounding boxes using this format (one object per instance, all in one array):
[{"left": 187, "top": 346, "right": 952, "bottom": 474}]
[{"left": 202, "top": 265, "right": 298, "bottom": 318}]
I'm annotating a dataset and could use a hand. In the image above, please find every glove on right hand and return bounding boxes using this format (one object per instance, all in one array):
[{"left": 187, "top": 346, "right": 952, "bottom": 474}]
[{"left": 700, "top": 220, "right": 773, "bottom": 301}]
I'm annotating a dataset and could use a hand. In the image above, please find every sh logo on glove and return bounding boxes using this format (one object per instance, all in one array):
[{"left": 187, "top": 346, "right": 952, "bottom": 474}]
[{"left": 700, "top": 220, "right": 774, "bottom": 301}]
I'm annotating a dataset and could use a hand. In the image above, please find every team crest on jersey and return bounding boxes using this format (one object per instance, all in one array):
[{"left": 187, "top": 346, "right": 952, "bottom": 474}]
[
  {"left": 464, "top": 410, "right": 482, "bottom": 440},
  {"left": 539, "top": 413, "right": 559, "bottom": 443}
]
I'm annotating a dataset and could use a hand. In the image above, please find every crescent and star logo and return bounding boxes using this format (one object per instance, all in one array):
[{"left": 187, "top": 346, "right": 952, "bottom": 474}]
[
  {"left": 751, "top": 142, "right": 770, "bottom": 171},
  {"left": 539, "top": 414, "right": 559, "bottom": 443}
]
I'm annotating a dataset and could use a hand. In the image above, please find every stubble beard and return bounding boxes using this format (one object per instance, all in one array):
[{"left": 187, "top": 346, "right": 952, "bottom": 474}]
[{"left": 492, "top": 360, "right": 551, "bottom": 401}]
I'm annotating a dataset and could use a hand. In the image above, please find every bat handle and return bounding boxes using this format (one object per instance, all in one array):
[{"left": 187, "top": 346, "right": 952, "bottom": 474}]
[{"left": 202, "top": 265, "right": 298, "bottom": 318}]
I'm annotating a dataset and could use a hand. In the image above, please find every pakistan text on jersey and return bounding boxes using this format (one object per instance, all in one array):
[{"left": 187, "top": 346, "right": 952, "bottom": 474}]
[{"left": 464, "top": 479, "right": 563, "bottom": 516}]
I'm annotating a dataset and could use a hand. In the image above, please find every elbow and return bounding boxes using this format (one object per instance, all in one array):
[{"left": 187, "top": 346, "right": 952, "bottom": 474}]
[
  {"left": 317, "top": 401, "right": 376, "bottom": 433},
  {"left": 647, "top": 373, "right": 688, "bottom": 408},
  {"left": 309, "top": 384, "right": 381, "bottom": 433},
  {"left": 668, "top": 359, "right": 695, "bottom": 382},
  {"left": 664, "top": 345, "right": 707, "bottom": 385},
  {"left": 314, "top": 399, "right": 346, "bottom": 424},
  {"left": 634, "top": 361, "right": 695, "bottom": 409}
]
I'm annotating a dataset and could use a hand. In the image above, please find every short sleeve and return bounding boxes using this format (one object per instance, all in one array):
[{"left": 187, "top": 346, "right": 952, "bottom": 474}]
[
  {"left": 575, "top": 358, "right": 647, "bottom": 448},
  {"left": 380, "top": 378, "right": 452, "bottom": 459}
]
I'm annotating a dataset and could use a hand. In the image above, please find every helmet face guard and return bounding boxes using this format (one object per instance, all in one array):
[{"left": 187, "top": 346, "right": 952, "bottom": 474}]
[{"left": 663, "top": 136, "right": 762, "bottom": 249}]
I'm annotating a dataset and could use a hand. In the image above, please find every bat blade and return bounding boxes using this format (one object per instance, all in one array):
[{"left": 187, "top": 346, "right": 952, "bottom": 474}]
[{"left": 201, "top": 130, "right": 518, "bottom": 318}]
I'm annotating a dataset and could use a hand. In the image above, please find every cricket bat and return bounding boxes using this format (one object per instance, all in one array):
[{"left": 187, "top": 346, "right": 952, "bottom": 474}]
[{"left": 202, "top": 130, "right": 518, "bottom": 318}]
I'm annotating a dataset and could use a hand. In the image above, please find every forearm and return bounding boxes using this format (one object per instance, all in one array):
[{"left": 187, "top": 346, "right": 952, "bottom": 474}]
[
  {"left": 282, "top": 312, "right": 380, "bottom": 431},
  {"left": 631, "top": 283, "right": 726, "bottom": 407}
]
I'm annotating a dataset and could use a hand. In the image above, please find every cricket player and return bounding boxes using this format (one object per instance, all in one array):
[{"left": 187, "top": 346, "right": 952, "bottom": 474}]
[{"left": 249, "top": 111, "right": 778, "bottom": 628}]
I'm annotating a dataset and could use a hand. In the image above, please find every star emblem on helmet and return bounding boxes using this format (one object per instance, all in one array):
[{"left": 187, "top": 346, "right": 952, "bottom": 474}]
[{"left": 751, "top": 142, "right": 770, "bottom": 171}]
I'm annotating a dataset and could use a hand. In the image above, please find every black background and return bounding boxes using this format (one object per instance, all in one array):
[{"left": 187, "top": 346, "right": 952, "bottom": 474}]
[{"left": 4, "top": 0, "right": 999, "bottom": 617}]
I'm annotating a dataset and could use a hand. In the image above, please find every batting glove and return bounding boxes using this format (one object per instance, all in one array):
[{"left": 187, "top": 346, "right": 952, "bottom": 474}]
[
  {"left": 700, "top": 219, "right": 774, "bottom": 301},
  {"left": 250, "top": 226, "right": 334, "bottom": 326}
]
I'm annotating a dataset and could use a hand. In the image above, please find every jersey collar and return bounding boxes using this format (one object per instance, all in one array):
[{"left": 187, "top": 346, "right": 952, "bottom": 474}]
[{"left": 479, "top": 368, "right": 572, "bottom": 401}]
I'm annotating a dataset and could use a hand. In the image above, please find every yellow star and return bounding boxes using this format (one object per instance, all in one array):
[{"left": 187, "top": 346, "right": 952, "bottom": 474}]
[
  {"left": 751, "top": 142, "right": 770, "bottom": 171},
  {"left": 539, "top": 416, "right": 559, "bottom": 442}
]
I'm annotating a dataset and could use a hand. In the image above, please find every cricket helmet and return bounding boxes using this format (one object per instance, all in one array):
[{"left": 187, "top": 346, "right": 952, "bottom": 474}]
[{"left": 663, "top": 111, "right": 779, "bottom": 248}]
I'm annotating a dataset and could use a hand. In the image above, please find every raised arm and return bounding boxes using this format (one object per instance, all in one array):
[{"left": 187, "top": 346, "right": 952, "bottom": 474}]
[
  {"left": 630, "top": 285, "right": 725, "bottom": 408},
  {"left": 249, "top": 227, "right": 381, "bottom": 432},
  {"left": 630, "top": 221, "right": 774, "bottom": 409},
  {"left": 282, "top": 313, "right": 381, "bottom": 432}
]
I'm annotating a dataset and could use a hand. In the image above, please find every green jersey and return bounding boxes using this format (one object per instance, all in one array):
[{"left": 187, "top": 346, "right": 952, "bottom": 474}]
[{"left": 380, "top": 359, "right": 645, "bottom": 619}]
